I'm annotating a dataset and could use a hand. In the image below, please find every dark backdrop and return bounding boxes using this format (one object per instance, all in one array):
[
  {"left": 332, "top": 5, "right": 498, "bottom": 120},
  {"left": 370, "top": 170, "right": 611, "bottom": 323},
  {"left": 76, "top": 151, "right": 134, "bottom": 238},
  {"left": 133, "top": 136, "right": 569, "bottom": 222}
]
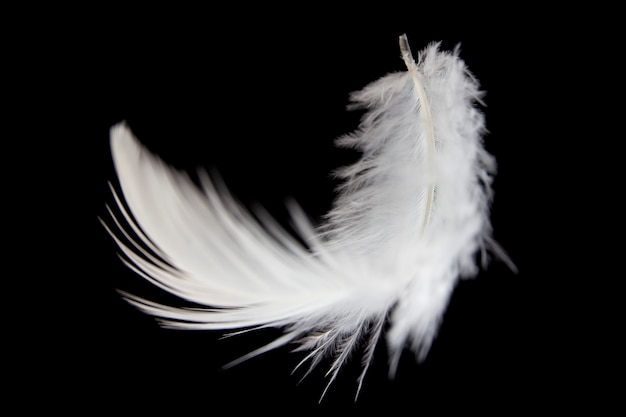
[{"left": 12, "top": 8, "right": 598, "bottom": 414}]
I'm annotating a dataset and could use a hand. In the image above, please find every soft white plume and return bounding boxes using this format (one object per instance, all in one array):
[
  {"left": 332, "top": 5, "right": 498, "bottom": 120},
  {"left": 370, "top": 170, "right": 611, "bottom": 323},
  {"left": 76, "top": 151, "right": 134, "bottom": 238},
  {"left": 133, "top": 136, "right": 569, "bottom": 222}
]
[{"left": 102, "top": 35, "right": 513, "bottom": 399}]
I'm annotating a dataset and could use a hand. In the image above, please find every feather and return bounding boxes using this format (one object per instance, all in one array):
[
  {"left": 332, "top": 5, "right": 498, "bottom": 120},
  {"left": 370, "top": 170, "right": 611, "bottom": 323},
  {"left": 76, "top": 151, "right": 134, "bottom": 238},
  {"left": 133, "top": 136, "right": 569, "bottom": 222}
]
[{"left": 101, "top": 34, "right": 514, "bottom": 399}]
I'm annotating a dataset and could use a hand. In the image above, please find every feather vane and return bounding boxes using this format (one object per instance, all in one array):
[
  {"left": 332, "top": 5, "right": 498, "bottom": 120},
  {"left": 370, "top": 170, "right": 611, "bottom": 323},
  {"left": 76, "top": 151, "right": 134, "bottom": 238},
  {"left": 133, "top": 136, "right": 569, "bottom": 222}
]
[{"left": 102, "top": 35, "right": 512, "bottom": 399}]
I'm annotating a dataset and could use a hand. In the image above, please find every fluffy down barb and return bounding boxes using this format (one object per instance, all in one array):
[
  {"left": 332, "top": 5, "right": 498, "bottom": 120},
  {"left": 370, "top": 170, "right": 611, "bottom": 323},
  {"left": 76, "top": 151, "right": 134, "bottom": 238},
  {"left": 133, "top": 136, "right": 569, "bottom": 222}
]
[{"left": 102, "top": 35, "right": 513, "bottom": 400}]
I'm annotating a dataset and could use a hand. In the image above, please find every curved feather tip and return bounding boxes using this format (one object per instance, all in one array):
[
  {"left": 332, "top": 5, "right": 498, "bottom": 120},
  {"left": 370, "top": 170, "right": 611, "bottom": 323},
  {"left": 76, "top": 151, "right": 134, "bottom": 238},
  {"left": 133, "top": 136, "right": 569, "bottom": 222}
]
[{"left": 102, "top": 34, "right": 514, "bottom": 400}]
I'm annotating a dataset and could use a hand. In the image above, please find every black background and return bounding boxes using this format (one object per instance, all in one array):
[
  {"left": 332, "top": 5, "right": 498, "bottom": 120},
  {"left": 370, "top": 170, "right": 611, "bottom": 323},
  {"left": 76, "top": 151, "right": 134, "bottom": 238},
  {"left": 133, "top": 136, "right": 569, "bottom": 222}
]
[{"left": 11, "top": 7, "right": 606, "bottom": 414}]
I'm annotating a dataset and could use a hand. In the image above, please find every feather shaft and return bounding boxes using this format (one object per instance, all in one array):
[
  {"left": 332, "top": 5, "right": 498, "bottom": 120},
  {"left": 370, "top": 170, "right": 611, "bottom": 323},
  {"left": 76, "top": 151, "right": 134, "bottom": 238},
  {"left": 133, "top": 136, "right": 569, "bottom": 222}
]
[{"left": 400, "top": 34, "right": 436, "bottom": 233}]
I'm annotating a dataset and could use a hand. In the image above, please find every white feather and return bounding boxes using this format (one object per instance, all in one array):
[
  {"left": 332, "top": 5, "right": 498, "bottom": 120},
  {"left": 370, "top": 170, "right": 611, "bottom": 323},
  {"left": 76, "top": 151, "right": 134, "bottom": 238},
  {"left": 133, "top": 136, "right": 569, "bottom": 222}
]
[{"left": 102, "top": 35, "right": 513, "bottom": 399}]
